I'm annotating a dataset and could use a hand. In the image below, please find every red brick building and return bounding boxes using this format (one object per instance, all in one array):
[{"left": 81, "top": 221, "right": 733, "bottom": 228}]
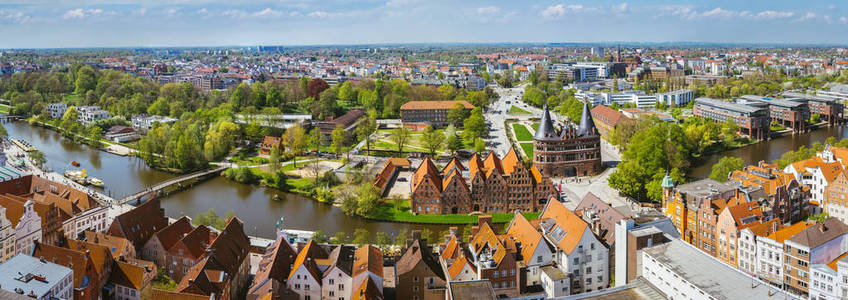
[
  {"left": 533, "top": 102, "right": 602, "bottom": 177},
  {"left": 400, "top": 100, "right": 475, "bottom": 127},
  {"left": 693, "top": 97, "right": 770, "bottom": 140},
  {"left": 410, "top": 148, "right": 556, "bottom": 215}
]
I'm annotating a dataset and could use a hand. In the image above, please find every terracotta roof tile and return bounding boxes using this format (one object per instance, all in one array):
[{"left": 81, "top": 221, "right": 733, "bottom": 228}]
[
  {"left": 288, "top": 240, "right": 328, "bottom": 281},
  {"left": 108, "top": 196, "right": 169, "bottom": 250},
  {"left": 540, "top": 198, "right": 590, "bottom": 254},
  {"left": 353, "top": 245, "right": 383, "bottom": 279},
  {"left": 154, "top": 216, "right": 195, "bottom": 251},
  {"left": 591, "top": 104, "right": 625, "bottom": 127}
]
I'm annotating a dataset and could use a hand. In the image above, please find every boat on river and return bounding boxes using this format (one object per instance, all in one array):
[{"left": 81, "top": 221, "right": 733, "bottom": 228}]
[
  {"left": 63, "top": 170, "right": 88, "bottom": 185},
  {"left": 87, "top": 177, "right": 104, "bottom": 187},
  {"left": 71, "top": 161, "right": 80, "bottom": 167}
]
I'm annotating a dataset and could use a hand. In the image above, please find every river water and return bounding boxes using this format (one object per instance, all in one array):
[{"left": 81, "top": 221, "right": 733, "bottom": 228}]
[
  {"left": 690, "top": 125, "right": 848, "bottom": 178},
  {"left": 5, "top": 122, "right": 456, "bottom": 239}
]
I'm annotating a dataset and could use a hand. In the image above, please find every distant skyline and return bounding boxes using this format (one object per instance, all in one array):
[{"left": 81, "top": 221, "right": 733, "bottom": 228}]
[{"left": 1, "top": 0, "right": 848, "bottom": 48}]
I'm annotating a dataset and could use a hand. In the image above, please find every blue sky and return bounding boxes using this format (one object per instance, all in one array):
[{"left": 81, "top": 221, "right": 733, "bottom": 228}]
[{"left": 1, "top": 0, "right": 847, "bottom": 48}]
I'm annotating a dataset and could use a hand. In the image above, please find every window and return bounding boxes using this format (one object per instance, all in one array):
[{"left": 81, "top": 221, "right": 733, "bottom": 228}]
[{"left": 329, "top": 279, "right": 334, "bottom": 285}]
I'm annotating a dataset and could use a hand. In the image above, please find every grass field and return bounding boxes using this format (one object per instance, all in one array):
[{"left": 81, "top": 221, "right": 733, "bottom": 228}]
[
  {"left": 367, "top": 200, "right": 541, "bottom": 224},
  {"left": 372, "top": 129, "right": 446, "bottom": 154},
  {"left": 509, "top": 105, "right": 531, "bottom": 116},
  {"left": 531, "top": 122, "right": 539, "bottom": 131},
  {"left": 512, "top": 123, "right": 533, "bottom": 141},
  {"left": 0, "top": 104, "right": 9, "bottom": 114},
  {"left": 519, "top": 142, "right": 534, "bottom": 158}
]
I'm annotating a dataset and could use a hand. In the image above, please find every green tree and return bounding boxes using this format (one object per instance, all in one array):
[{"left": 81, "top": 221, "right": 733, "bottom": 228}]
[
  {"left": 447, "top": 102, "right": 470, "bottom": 127},
  {"left": 396, "top": 228, "right": 410, "bottom": 245},
  {"left": 311, "top": 230, "right": 328, "bottom": 243},
  {"left": 421, "top": 126, "right": 445, "bottom": 157},
  {"left": 230, "top": 83, "right": 252, "bottom": 111},
  {"left": 269, "top": 146, "right": 282, "bottom": 174},
  {"left": 390, "top": 126, "right": 411, "bottom": 155},
  {"left": 710, "top": 156, "right": 745, "bottom": 182},
  {"left": 331, "top": 232, "right": 350, "bottom": 244},
  {"left": 308, "top": 128, "right": 322, "bottom": 151},
  {"left": 446, "top": 133, "right": 464, "bottom": 156},
  {"left": 355, "top": 110, "right": 378, "bottom": 155},
  {"left": 61, "top": 106, "right": 79, "bottom": 131},
  {"left": 353, "top": 228, "right": 371, "bottom": 246},
  {"left": 438, "top": 84, "right": 457, "bottom": 99},
  {"left": 356, "top": 183, "right": 381, "bottom": 217},
  {"left": 375, "top": 232, "right": 391, "bottom": 253},
  {"left": 88, "top": 126, "right": 103, "bottom": 140},
  {"left": 74, "top": 66, "right": 97, "bottom": 95},
  {"left": 721, "top": 118, "right": 739, "bottom": 144},
  {"left": 29, "top": 150, "right": 46, "bottom": 167},
  {"left": 331, "top": 125, "right": 347, "bottom": 156},
  {"left": 474, "top": 138, "right": 486, "bottom": 154},
  {"left": 283, "top": 126, "right": 307, "bottom": 167},
  {"left": 465, "top": 91, "right": 488, "bottom": 108},
  {"left": 147, "top": 97, "right": 170, "bottom": 116},
  {"left": 338, "top": 81, "right": 356, "bottom": 104},
  {"left": 463, "top": 108, "right": 487, "bottom": 140}
]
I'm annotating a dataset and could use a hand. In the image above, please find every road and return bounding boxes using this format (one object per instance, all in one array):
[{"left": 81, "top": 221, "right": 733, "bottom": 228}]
[{"left": 485, "top": 85, "right": 527, "bottom": 157}]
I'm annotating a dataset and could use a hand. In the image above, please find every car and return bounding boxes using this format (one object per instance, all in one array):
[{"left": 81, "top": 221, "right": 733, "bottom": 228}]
[
  {"left": 397, "top": 177, "right": 408, "bottom": 182},
  {"left": 505, "top": 101, "right": 511, "bottom": 104}
]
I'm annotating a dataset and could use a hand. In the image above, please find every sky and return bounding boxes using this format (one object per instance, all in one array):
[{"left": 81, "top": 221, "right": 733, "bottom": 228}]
[{"left": 1, "top": 0, "right": 848, "bottom": 48}]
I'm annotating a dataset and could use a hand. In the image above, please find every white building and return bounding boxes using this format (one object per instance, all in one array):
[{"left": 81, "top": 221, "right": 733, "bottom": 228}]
[
  {"left": 540, "top": 265, "right": 569, "bottom": 298},
  {"left": 539, "top": 199, "right": 609, "bottom": 293},
  {"left": 45, "top": 103, "right": 67, "bottom": 119},
  {"left": 642, "top": 237, "right": 795, "bottom": 300},
  {"left": 755, "top": 222, "right": 811, "bottom": 289},
  {"left": 505, "top": 212, "right": 555, "bottom": 289},
  {"left": 14, "top": 201, "right": 42, "bottom": 256},
  {"left": 0, "top": 206, "right": 13, "bottom": 263},
  {"left": 737, "top": 219, "right": 780, "bottom": 276},
  {"left": 0, "top": 254, "right": 74, "bottom": 300},
  {"left": 321, "top": 246, "right": 354, "bottom": 300},
  {"left": 131, "top": 114, "right": 178, "bottom": 132},
  {"left": 809, "top": 256, "right": 848, "bottom": 300},
  {"left": 288, "top": 241, "right": 323, "bottom": 300},
  {"left": 783, "top": 155, "right": 841, "bottom": 206},
  {"left": 75, "top": 106, "right": 109, "bottom": 125},
  {"left": 658, "top": 89, "right": 694, "bottom": 106}
]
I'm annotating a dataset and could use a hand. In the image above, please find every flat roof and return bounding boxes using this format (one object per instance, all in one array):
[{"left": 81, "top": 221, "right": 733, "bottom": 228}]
[
  {"left": 448, "top": 280, "right": 496, "bottom": 300},
  {"left": 675, "top": 178, "right": 735, "bottom": 198},
  {"left": 644, "top": 239, "right": 795, "bottom": 299},
  {"left": 0, "top": 254, "right": 73, "bottom": 299},
  {"left": 783, "top": 91, "right": 841, "bottom": 104},
  {"left": 695, "top": 97, "right": 765, "bottom": 114},
  {"left": 739, "top": 95, "right": 806, "bottom": 108}
]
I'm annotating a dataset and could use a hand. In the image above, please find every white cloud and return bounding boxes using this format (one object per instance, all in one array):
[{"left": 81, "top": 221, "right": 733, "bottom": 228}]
[
  {"left": 612, "top": 3, "right": 628, "bottom": 14},
  {"left": 799, "top": 12, "right": 816, "bottom": 21},
  {"left": 166, "top": 8, "right": 180, "bottom": 16},
  {"left": 133, "top": 8, "right": 147, "bottom": 16},
  {"left": 701, "top": 7, "right": 736, "bottom": 18},
  {"left": 541, "top": 4, "right": 592, "bottom": 18},
  {"left": 477, "top": 6, "right": 501, "bottom": 16},
  {"left": 0, "top": 10, "right": 32, "bottom": 24},
  {"left": 62, "top": 8, "right": 105, "bottom": 20},
  {"left": 253, "top": 8, "right": 281, "bottom": 17},
  {"left": 753, "top": 10, "right": 794, "bottom": 20},
  {"left": 841, "top": 16, "right": 848, "bottom": 23},
  {"left": 308, "top": 11, "right": 329, "bottom": 18},
  {"left": 657, "top": 5, "right": 698, "bottom": 20}
]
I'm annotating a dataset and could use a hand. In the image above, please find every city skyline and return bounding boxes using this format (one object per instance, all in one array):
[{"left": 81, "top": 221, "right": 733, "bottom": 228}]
[{"left": 1, "top": 0, "right": 848, "bottom": 48}]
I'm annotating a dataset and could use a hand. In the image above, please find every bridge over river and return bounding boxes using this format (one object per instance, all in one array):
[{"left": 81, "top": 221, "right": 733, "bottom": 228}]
[{"left": 117, "top": 166, "right": 227, "bottom": 205}]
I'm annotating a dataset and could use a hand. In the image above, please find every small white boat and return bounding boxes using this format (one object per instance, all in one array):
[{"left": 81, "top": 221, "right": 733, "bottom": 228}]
[{"left": 86, "top": 177, "right": 104, "bottom": 188}]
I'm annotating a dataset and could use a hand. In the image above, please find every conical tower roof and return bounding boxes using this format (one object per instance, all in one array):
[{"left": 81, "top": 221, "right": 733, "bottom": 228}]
[
  {"left": 577, "top": 101, "right": 598, "bottom": 137},
  {"left": 534, "top": 104, "right": 559, "bottom": 141}
]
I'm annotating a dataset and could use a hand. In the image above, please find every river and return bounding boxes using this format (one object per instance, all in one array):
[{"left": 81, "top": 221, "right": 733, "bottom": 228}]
[
  {"left": 5, "top": 122, "right": 459, "bottom": 239},
  {"left": 690, "top": 125, "right": 848, "bottom": 178}
]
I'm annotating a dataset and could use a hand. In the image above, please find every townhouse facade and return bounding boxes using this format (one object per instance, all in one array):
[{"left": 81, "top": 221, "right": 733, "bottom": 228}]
[
  {"left": 410, "top": 149, "right": 555, "bottom": 215},
  {"left": 784, "top": 218, "right": 848, "bottom": 297},
  {"left": 396, "top": 233, "right": 447, "bottom": 300}
]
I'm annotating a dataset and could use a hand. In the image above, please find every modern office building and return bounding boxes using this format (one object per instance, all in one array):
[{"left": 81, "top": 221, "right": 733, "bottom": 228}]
[
  {"left": 783, "top": 91, "right": 845, "bottom": 126},
  {"left": 739, "top": 95, "right": 810, "bottom": 132},
  {"left": 693, "top": 97, "right": 770, "bottom": 140}
]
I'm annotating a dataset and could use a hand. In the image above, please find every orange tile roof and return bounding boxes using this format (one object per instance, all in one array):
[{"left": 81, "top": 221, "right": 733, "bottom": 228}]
[
  {"left": 443, "top": 157, "right": 466, "bottom": 174},
  {"left": 470, "top": 222, "right": 508, "bottom": 265},
  {"left": 540, "top": 198, "right": 589, "bottom": 254},
  {"left": 151, "top": 289, "right": 211, "bottom": 300},
  {"left": 767, "top": 221, "right": 813, "bottom": 243},
  {"left": 111, "top": 259, "right": 156, "bottom": 290},
  {"left": 831, "top": 146, "right": 848, "bottom": 165},
  {"left": 400, "top": 100, "right": 474, "bottom": 111},
  {"left": 353, "top": 245, "right": 383, "bottom": 279},
  {"left": 727, "top": 202, "right": 764, "bottom": 229},
  {"left": 827, "top": 252, "right": 848, "bottom": 271},
  {"left": 440, "top": 235, "right": 461, "bottom": 261},
  {"left": 745, "top": 218, "right": 782, "bottom": 237},
  {"left": 468, "top": 154, "right": 485, "bottom": 180},
  {"left": 447, "top": 255, "right": 474, "bottom": 280},
  {"left": 530, "top": 165, "right": 543, "bottom": 183},
  {"left": 483, "top": 151, "right": 504, "bottom": 174},
  {"left": 591, "top": 105, "right": 625, "bottom": 127},
  {"left": 412, "top": 157, "right": 441, "bottom": 191},
  {"left": 501, "top": 147, "right": 520, "bottom": 175},
  {"left": 288, "top": 240, "right": 328, "bottom": 281},
  {"left": 506, "top": 212, "right": 547, "bottom": 265}
]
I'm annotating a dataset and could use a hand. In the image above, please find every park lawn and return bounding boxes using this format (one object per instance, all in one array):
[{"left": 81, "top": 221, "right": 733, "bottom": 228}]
[
  {"left": 531, "top": 122, "right": 539, "bottom": 131},
  {"left": 519, "top": 142, "right": 534, "bottom": 158},
  {"left": 770, "top": 124, "right": 786, "bottom": 131},
  {"left": 286, "top": 177, "right": 313, "bottom": 193},
  {"left": 0, "top": 104, "right": 9, "bottom": 114},
  {"left": 368, "top": 201, "right": 541, "bottom": 224},
  {"left": 509, "top": 105, "right": 531, "bottom": 116},
  {"left": 372, "top": 129, "right": 445, "bottom": 153},
  {"left": 512, "top": 123, "right": 534, "bottom": 141}
]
